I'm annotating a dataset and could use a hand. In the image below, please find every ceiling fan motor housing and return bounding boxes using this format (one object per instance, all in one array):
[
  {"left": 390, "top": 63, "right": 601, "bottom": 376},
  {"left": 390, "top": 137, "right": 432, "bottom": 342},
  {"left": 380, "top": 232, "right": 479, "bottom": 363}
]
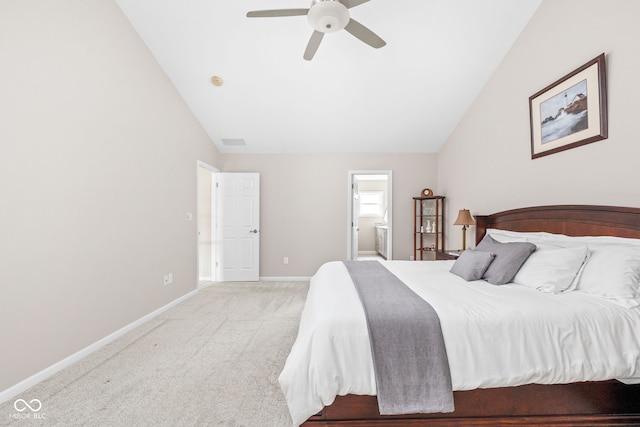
[{"left": 308, "top": 0, "right": 349, "bottom": 32}]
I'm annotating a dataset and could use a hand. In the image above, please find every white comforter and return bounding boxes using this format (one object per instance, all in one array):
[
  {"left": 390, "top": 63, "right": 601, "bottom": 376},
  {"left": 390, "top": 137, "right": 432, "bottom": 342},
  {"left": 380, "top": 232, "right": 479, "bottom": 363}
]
[{"left": 278, "top": 260, "right": 640, "bottom": 426}]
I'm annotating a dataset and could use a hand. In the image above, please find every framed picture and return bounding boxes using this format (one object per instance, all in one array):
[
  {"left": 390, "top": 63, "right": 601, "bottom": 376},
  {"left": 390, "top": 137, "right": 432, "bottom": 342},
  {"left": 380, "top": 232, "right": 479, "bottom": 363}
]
[{"left": 529, "top": 53, "right": 608, "bottom": 159}]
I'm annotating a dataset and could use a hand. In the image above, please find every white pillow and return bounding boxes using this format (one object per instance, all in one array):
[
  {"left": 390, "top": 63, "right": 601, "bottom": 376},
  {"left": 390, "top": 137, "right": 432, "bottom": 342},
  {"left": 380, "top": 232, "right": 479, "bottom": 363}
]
[
  {"left": 486, "top": 229, "right": 640, "bottom": 246},
  {"left": 575, "top": 244, "right": 640, "bottom": 306},
  {"left": 486, "top": 229, "right": 561, "bottom": 245},
  {"left": 513, "top": 245, "right": 589, "bottom": 293},
  {"left": 538, "top": 233, "right": 640, "bottom": 248},
  {"left": 487, "top": 229, "right": 528, "bottom": 242}
]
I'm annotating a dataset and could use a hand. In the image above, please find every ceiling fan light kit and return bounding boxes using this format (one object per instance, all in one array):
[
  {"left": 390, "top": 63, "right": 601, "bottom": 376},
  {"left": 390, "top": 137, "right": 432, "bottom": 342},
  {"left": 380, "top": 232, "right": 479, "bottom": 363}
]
[
  {"left": 307, "top": 0, "right": 349, "bottom": 32},
  {"left": 246, "top": 0, "right": 385, "bottom": 60}
]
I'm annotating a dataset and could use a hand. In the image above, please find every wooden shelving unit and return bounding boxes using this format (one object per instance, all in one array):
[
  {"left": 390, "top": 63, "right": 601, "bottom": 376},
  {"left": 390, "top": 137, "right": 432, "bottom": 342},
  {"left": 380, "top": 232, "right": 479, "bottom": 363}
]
[{"left": 413, "top": 195, "right": 445, "bottom": 260}]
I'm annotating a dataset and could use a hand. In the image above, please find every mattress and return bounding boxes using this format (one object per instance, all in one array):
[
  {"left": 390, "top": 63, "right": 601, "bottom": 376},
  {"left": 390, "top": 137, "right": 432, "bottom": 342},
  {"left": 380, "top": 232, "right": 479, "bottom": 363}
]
[{"left": 278, "top": 260, "right": 640, "bottom": 426}]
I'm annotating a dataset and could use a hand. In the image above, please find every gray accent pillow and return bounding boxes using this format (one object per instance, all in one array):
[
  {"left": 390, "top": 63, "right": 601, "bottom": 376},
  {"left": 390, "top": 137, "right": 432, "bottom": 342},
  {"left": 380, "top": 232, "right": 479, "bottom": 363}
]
[
  {"left": 450, "top": 250, "right": 496, "bottom": 281},
  {"left": 476, "top": 234, "right": 536, "bottom": 285}
]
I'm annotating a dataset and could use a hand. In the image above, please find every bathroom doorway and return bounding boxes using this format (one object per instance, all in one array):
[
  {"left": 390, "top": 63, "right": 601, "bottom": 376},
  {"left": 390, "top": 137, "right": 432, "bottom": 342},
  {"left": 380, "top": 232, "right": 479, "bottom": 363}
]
[{"left": 347, "top": 171, "right": 392, "bottom": 260}]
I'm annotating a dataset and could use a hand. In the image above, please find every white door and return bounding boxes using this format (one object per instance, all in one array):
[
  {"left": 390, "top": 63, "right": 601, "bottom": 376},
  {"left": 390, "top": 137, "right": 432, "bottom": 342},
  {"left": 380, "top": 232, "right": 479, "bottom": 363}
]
[
  {"left": 351, "top": 181, "right": 359, "bottom": 259},
  {"left": 217, "top": 173, "right": 260, "bottom": 281}
]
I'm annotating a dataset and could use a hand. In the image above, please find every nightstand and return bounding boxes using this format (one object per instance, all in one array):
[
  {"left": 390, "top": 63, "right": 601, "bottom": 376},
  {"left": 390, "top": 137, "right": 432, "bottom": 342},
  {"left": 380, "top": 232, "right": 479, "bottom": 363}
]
[{"left": 435, "top": 250, "right": 463, "bottom": 260}]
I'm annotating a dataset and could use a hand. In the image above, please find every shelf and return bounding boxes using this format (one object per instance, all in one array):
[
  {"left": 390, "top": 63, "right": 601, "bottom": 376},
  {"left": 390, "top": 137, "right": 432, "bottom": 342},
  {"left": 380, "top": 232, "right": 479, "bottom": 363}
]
[{"left": 413, "top": 195, "right": 445, "bottom": 260}]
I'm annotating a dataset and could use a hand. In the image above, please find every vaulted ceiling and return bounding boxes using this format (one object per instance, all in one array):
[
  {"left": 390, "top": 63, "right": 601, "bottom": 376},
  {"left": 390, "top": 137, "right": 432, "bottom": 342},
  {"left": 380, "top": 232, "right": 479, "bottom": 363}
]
[{"left": 115, "top": 0, "right": 541, "bottom": 153}]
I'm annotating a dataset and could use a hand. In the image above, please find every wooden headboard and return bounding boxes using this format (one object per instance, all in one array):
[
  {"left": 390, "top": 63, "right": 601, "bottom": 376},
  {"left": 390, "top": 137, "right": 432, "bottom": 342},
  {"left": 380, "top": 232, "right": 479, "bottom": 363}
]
[{"left": 475, "top": 205, "right": 640, "bottom": 245}]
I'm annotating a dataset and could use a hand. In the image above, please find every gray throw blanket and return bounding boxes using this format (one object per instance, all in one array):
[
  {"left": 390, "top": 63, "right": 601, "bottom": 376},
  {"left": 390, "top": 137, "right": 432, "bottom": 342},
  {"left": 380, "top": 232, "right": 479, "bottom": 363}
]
[{"left": 343, "top": 260, "right": 454, "bottom": 415}]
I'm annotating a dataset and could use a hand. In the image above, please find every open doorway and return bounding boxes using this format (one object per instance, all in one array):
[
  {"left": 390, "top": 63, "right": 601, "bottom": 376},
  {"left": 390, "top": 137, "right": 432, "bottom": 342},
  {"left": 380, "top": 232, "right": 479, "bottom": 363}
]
[
  {"left": 347, "top": 170, "right": 392, "bottom": 261},
  {"left": 197, "top": 161, "right": 218, "bottom": 286}
]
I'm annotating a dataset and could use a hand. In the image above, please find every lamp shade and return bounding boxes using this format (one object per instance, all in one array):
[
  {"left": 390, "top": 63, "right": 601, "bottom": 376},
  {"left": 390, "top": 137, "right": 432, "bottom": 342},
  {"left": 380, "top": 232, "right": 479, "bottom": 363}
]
[{"left": 453, "top": 209, "right": 475, "bottom": 226}]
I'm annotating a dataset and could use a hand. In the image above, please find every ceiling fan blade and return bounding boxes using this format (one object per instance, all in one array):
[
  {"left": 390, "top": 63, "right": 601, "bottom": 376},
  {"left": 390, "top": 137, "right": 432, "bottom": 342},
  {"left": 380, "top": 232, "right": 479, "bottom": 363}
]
[
  {"left": 303, "top": 31, "right": 324, "bottom": 61},
  {"left": 339, "top": 0, "right": 370, "bottom": 8},
  {"left": 246, "top": 9, "right": 308, "bottom": 18},
  {"left": 344, "top": 18, "right": 386, "bottom": 48}
]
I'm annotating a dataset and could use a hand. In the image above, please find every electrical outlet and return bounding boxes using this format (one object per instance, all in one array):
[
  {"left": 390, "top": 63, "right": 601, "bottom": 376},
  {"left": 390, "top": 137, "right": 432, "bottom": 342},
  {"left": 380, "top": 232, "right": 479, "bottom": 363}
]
[{"left": 283, "top": 257, "right": 289, "bottom": 265}]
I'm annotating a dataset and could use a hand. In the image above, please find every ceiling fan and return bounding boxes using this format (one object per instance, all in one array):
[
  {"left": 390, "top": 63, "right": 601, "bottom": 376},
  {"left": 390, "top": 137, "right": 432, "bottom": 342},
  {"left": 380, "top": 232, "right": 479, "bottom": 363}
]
[{"left": 246, "top": 0, "right": 386, "bottom": 60}]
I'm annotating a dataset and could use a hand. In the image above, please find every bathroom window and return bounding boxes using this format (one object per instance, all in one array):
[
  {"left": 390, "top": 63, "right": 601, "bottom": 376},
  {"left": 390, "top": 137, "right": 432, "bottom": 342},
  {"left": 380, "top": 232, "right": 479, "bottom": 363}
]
[{"left": 359, "top": 191, "right": 384, "bottom": 217}]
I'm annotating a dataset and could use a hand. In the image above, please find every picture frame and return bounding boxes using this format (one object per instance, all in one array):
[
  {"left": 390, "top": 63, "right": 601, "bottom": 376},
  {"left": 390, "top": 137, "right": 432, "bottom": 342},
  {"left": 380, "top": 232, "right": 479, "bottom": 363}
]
[{"left": 529, "top": 53, "right": 608, "bottom": 159}]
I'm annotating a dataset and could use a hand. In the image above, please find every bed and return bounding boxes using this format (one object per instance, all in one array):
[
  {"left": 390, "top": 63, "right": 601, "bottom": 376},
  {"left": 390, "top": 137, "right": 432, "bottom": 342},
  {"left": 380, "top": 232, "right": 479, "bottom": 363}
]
[{"left": 279, "top": 205, "right": 640, "bottom": 426}]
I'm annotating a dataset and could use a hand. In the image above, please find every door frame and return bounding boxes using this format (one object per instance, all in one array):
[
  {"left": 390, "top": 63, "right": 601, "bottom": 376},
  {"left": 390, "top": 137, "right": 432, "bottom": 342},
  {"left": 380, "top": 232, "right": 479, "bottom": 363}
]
[
  {"left": 197, "top": 161, "right": 219, "bottom": 285},
  {"left": 347, "top": 170, "right": 393, "bottom": 260}
]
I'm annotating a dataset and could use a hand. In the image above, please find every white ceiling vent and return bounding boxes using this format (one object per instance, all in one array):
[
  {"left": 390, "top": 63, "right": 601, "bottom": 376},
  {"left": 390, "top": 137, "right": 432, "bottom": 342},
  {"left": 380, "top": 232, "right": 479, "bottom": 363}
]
[{"left": 221, "top": 138, "right": 247, "bottom": 146}]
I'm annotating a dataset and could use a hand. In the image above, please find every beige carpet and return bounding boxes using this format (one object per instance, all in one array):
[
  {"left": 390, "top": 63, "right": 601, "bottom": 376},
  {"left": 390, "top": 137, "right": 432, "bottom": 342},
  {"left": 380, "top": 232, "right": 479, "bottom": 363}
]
[{"left": 0, "top": 281, "right": 309, "bottom": 426}]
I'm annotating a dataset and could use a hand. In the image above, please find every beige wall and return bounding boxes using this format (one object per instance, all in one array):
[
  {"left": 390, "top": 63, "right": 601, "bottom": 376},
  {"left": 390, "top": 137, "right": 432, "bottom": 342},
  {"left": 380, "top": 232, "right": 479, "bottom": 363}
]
[
  {"left": 222, "top": 153, "right": 438, "bottom": 276},
  {"left": 0, "top": 1, "right": 220, "bottom": 392},
  {"left": 438, "top": 0, "right": 640, "bottom": 250}
]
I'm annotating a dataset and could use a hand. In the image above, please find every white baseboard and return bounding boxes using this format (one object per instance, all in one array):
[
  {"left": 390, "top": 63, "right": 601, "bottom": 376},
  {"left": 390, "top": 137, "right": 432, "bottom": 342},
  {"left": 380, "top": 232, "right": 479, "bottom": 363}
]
[
  {"left": 0, "top": 289, "right": 199, "bottom": 405},
  {"left": 260, "top": 276, "right": 311, "bottom": 282},
  {"left": 358, "top": 250, "right": 378, "bottom": 256}
]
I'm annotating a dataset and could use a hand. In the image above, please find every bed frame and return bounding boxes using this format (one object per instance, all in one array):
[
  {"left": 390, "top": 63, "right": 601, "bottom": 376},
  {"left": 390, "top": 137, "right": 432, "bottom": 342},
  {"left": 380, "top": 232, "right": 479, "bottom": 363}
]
[{"left": 302, "top": 205, "right": 640, "bottom": 426}]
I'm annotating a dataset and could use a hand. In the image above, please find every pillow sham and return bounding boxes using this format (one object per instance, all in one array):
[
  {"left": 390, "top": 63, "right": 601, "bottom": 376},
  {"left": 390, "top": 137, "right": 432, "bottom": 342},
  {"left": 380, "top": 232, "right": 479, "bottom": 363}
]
[
  {"left": 475, "top": 235, "right": 536, "bottom": 285},
  {"left": 513, "top": 245, "right": 589, "bottom": 293},
  {"left": 450, "top": 250, "right": 496, "bottom": 281},
  {"left": 487, "top": 229, "right": 640, "bottom": 248},
  {"left": 487, "top": 229, "right": 528, "bottom": 243},
  {"left": 486, "top": 228, "right": 551, "bottom": 244},
  {"left": 575, "top": 244, "right": 640, "bottom": 305},
  {"left": 526, "top": 232, "right": 640, "bottom": 249}
]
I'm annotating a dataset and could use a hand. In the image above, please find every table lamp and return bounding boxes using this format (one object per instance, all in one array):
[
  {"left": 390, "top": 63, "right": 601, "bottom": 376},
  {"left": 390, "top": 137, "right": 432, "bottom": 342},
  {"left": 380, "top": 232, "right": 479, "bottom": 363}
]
[{"left": 453, "top": 209, "right": 475, "bottom": 250}]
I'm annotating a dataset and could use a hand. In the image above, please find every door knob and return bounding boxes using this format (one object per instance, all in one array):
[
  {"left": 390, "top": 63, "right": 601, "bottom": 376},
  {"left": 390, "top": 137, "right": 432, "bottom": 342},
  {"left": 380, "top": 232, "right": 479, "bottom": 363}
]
[{"left": 249, "top": 229, "right": 259, "bottom": 233}]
